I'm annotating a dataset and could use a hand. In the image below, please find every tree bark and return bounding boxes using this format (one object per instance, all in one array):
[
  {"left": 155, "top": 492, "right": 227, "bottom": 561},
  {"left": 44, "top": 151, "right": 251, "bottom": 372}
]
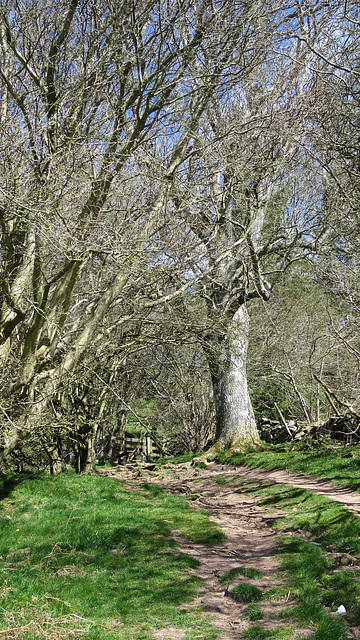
[
  {"left": 210, "top": 305, "right": 260, "bottom": 451},
  {"left": 73, "top": 423, "right": 98, "bottom": 475}
]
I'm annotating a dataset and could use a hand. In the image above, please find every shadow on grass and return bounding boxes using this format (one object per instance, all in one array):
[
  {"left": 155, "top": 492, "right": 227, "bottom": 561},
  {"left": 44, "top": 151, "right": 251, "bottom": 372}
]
[
  {"left": 0, "top": 472, "right": 220, "bottom": 637},
  {"left": 215, "top": 447, "right": 360, "bottom": 492},
  {"left": 256, "top": 486, "right": 310, "bottom": 506},
  {"left": 0, "top": 473, "right": 31, "bottom": 501},
  {"left": 242, "top": 480, "right": 360, "bottom": 555}
]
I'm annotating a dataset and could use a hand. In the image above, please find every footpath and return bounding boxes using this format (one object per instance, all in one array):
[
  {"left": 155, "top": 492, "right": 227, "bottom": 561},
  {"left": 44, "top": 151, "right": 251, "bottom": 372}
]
[{"left": 99, "top": 462, "right": 360, "bottom": 640}]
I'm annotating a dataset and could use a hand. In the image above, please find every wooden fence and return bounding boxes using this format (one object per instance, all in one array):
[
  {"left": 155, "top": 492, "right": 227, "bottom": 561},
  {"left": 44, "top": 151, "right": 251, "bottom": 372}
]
[{"left": 111, "top": 432, "right": 161, "bottom": 463}]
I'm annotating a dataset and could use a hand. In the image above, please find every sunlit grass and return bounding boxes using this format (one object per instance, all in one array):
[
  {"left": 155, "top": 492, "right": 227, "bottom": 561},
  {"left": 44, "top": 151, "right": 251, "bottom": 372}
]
[
  {"left": 231, "top": 583, "right": 263, "bottom": 603},
  {"left": 277, "top": 537, "right": 350, "bottom": 640},
  {"left": 214, "top": 443, "right": 360, "bottom": 491},
  {"left": 0, "top": 472, "right": 223, "bottom": 639},
  {"left": 245, "top": 604, "right": 264, "bottom": 621},
  {"left": 242, "top": 626, "right": 293, "bottom": 640}
]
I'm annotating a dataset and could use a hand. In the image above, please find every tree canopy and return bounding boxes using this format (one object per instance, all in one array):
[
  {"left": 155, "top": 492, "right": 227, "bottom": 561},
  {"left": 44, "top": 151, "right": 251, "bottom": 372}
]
[{"left": 1, "top": 0, "right": 359, "bottom": 471}]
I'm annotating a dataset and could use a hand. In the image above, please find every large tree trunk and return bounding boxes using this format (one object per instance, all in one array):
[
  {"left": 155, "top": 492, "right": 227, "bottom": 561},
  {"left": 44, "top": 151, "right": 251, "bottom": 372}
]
[{"left": 211, "top": 305, "right": 260, "bottom": 451}]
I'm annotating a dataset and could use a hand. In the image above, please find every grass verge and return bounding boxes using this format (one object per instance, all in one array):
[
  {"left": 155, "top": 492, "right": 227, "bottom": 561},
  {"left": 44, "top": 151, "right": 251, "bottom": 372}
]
[
  {"left": 0, "top": 471, "right": 224, "bottom": 640},
  {"left": 213, "top": 442, "right": 360, "bottom": 491}
]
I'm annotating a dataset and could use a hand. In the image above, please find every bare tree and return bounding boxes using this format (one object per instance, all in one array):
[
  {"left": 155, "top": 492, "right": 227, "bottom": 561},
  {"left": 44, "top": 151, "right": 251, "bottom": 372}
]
[
  {"left": 1, "top": 1, "right": 356, "bottom": 465},
  {"left": 0, "top": 0, "right": 274, "bottom": 468},
  {"left": 165, "top": 3, "right": 346, "bottom": 451}
]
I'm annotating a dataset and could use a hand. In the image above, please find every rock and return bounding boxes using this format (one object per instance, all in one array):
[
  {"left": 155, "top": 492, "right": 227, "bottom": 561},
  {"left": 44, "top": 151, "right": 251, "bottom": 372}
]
[
  {"left": 201, "top": 596, "right": 224, "bottom": 612},
  {"left": 332, "top": 552, "right": 358, "bottom": 566}
]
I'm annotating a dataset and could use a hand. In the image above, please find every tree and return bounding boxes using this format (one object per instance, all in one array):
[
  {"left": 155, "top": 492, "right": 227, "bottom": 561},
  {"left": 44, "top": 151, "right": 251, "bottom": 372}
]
[
  {"left": 247, "top": 264, "right": 356, "bottom": 425},
  {"left": 0, "top": 0, "right": 272, "bottom": 468},
  {"left": 291, "top": 0, "right": 360, "bottom": 421},
  {"left": 166, "top": 8, "right": 336, "bottom": 451},
  {"left": 2, "top": 1, "right": 356, "bottom": 466},
  {"left": 129, "top": 300, "right": 216, "bottom": 454}
]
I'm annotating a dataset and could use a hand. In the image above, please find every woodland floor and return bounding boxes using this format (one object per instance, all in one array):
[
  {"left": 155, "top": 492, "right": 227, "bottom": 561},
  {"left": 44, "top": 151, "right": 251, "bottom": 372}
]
[{"left": 98, "top": 462, "right": 360, "bottom": 640}]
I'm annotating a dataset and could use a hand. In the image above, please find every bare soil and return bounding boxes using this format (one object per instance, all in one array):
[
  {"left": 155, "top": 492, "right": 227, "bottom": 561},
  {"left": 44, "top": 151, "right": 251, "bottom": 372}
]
[{"left": 98, "top": 462, "right": 360, "bottom": 640}]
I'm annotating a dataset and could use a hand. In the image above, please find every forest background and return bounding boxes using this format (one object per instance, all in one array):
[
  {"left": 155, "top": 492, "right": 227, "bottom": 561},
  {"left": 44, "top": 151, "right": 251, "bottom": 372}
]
[{"left": 0, "top": 0, "right": 359, "bottom": 474}]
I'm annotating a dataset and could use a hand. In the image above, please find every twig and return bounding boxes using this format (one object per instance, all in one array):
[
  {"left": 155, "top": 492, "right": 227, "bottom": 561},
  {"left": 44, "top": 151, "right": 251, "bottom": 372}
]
[
  {"left": 81, "top": 365, "right": 149, "bottom": 432},
  {"left": 65, "top": 504, "right": 78, "bottom": 530},
  {"left": 324, "top": 390, "right": 340, "bottom": 416},
  {"left": 0, "top": 622, "right": 35, "bottom": 635},
  {"left": 71, "top": 614, "right": 96, "bottom": 624},
  {"left": 0, "top": 403, "right": 21, "bottom": 430}
]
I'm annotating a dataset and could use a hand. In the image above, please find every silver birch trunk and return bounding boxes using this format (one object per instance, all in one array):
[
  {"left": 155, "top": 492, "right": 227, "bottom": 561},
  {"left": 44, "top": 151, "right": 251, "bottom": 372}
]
[{"left": 212, "top": 305, "right": 260, "bottom": 451}]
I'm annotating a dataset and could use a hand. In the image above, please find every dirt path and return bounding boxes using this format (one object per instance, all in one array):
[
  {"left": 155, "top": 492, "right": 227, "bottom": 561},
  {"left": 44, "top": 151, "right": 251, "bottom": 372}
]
[
  {"left": 98, "top": 462, "right": 360, "bottom": 640},
  {"left": 227, "top": 465, "right": 360, "bottom": 517}
]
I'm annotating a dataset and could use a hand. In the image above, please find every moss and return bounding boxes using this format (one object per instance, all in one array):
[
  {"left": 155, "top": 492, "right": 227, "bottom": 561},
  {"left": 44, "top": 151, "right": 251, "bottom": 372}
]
[{"left": 195, "top": 436, "right": 263, "bottom": 463}]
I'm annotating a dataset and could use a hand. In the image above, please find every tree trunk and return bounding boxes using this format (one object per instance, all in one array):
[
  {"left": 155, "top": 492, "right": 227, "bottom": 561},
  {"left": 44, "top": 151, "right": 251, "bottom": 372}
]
[
  {"left": 0, "top": 422, "right": 25, "bottom": 466},
  {"left": 41, "top": 436, "right": 62, "bottom": 475},
  {"left": 73, "top": 423, "right": 98, "bottom": 475},
  {"left": 211, "top": 305, "right": 260, "bottom": 451}
]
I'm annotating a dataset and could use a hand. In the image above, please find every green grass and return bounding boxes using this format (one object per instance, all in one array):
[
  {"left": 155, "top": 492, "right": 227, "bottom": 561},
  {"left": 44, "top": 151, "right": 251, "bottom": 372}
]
[
  {"left": 0, "top": 472, "right": 224, "bottom": 639},
  {"left": 277, "top": 537, "right": 350, "bottom": 639},
  {"left": 246, "top": 604, "right": 264, "bottom": 621},
  {"left": 219, "top": 566, "right": 263, "bottom": 584},
  {"left": 160, "top": 452, "right": 199, "bottom": 465},
  {"left": 4, "top": 444, "right": 360, "bottom": 639},
  {"left": 213, "top": 443, "right": 360, "bottom": 491},
  {"left": 242, "top": 626, "right": 293, "bottom": 640},
  {"left": 231, "top": 583, "right": 263, "bottom": 603}
]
